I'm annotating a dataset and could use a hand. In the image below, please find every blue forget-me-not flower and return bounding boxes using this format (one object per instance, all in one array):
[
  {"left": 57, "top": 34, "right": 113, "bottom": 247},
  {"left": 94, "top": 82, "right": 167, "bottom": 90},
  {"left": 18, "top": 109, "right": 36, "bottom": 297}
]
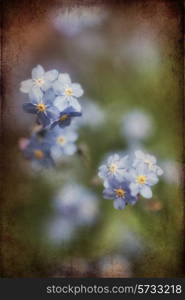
[
  {"left": 53, "top": 73, "right": 83, "bottom": 112},
  {"left": 23, "top": 135, "right": 54, "bottom": 168},
  {"left": 98, "top": 150, "right": 163, "bottom": 209},
  {"left": 53, "top": 182, "right": 99, "bottom": 225},
  {"left": 23, "top": 94, "right": 60, "bottom": 128},
  {"left": 20, "top": 65, "right": 84, "bottom": 169},
  {"left": 128, "top": 162, "right": 159, "bottom": 199},
  {"left": 98, "top": 154, "right": 129, "bottom": 184},
  {"left": 51, "top": 106, "right": 82, "bottom": 129},
  {"left": 46, "top": 126, "right": 78, "bottom": 160},
  {"left": 133, "top": 150, "right": 163, "bottom": 176},
  {"left": 103, "top": 178, "right": 137, "bottom": 210},
  {"left": 20, "top": 65, "right": 58, "bottom": 100}
]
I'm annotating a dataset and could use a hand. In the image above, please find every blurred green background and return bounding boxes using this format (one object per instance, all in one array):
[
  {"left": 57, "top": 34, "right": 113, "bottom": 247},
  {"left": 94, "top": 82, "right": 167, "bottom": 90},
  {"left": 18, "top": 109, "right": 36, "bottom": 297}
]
[{"left": 1, "top": 0, "right": 184, "bottom": 277}]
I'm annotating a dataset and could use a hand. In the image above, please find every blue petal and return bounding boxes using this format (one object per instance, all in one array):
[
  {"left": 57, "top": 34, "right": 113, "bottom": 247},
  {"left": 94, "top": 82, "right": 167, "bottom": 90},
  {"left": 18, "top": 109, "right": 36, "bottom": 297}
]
[
  {"left": 98, "top": 165, "right": 107, "bottom": 178},
  {"left": 41, "top": 81, "right": 51, "bottom": 92},
  {"left": 63, "top": 143, "right": 77, "bottom": 155},
  {"left": 58, "top": 118, "right": 71, "bottom": 128},
  {"left": 44, "top": 89, "right": 56, "bottom": 103},
  {"left": 44, "top": 70, "right": 58, "bottom": 81},
  {"left": 72, "top": 83, "right": 84, "bottom": 97},
  {"left": 50, "top": 121, "right": 58, "bottom": 129},
  {"left": 140, "top": 186, "right": 152, "bottom": 198},
  {"left": 103, "top": 188, "right": 114, "bottom": 199},
  {"left": 67, "top": 97, "right": 82, "bottom": 112},
  {"left": 58, "top": 73, "right": 71, "bottom": 85},
  {"left": 129, "top": 183, "right": 139, "bottom": 196},
  {"left": 114, "top": 198, "right": 126, "bottom": 210},
  {"left": 71, "top": 111, "right": 82, "bottom": 117},
  {"left": 32, "top": 65, "right": 44, "bottom": 79},
  {"left": 62, "top": 106, "right": 81, "bottom": 115},
  {"left": 22, "top": 103, "right": 37, "bottom": 114},
  {"left": 46, "top": 106, "right": 60, "bottom": 121},
  {"left": 37, "top": 112, "right": 50, "bottom": 127},
  {"left": 147, "top": 173, "right": 159, "bottom": 185},
  {"left": 29, "top": 86, "right": 43, "bottom": 100}
]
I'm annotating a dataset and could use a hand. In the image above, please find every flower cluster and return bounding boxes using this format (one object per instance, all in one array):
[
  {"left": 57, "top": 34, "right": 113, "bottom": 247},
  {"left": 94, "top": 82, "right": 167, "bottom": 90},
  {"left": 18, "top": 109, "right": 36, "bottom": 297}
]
[
  {"left": 98, "top": 150, "right": 163, "bottom": 210},
  {"left": 20, "top": 65, "right": 84, "bottom": 166}
]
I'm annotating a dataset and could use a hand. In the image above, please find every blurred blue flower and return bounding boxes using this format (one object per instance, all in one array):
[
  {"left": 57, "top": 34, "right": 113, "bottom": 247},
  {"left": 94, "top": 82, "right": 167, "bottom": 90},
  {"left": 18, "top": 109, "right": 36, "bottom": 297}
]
[
  {"left": 53, "top": 7, "right": 107, "bottom": 37},
  {"left": 23, "top": 135, "right": 54, "bottom": 168},
  {"left": 46, "top": 126, "right": 78, "bottom": 160},
  {"left": 103, "top": 178, "right": 137, "bottom": 210},
  {"left": 98, "top": 154, "right": 129, "bottom": 184},
  {"left": 53, "top": 183, "right": 99, "bottom": 225},
  {"left": 46, "top": 183, "right": 98, "bottom": 245},
  {"left": 51, "top": 106, "right": 82, "bottom": 129},
  {"left": 129, "top": 163, "right": 159, "bottom": 199},
  {"left": 133, "top": 150, "right": 163, "bottom": 176},
  {"left": 47, "top": 217, "right": 75, "bottom": 244},
  {"left": 73, "top": 99, "right": 106, "bottom": 129},
  {"left": 53, "top": 73, "right": 83, "bottom": 111},
  {"left": 121, "top": 110, "right": 154, "bottom": 141},
  {"left": 23, "top": 95, "right": 59, "bottom": 128},
  {"left": 20, "top": 65, "right": 58, "bottom": 100}
]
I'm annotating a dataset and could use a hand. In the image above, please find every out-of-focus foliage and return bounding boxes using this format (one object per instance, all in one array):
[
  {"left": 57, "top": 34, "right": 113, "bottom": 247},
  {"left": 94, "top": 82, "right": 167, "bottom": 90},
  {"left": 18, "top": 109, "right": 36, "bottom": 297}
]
[{"left": 2, "top": 4, "right": 183, "bottom": 277}]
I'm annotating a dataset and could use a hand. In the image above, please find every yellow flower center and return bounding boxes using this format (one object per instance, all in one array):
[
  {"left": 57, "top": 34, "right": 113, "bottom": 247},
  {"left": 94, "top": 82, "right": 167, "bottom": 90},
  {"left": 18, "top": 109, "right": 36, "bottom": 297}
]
[
  {"left": 34, "top": 149, "right": 44, "bottom": 159},
  {"left": 64, "top": 88, "right": 73, "bottom": 96},
  {"left": 34, "top": 78, "right": 45, "bottom": 86},
  {"left": 60, "top": 114, "right": 69, "bottom": 122},
  {"left": 36, "top": 103, "right": 46, "bottom": 112},
  {"left": 108, "top": 163, "right": 118, "bottom": 174},
  {"left": 136, "top": 175, "right": 147, "bottom": 184},
  {"left": 57, "top": 136, "right": 66, "bottom": 145},
  {"left": 115, "top": 188, "right": 126, "bottom": 198}
]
